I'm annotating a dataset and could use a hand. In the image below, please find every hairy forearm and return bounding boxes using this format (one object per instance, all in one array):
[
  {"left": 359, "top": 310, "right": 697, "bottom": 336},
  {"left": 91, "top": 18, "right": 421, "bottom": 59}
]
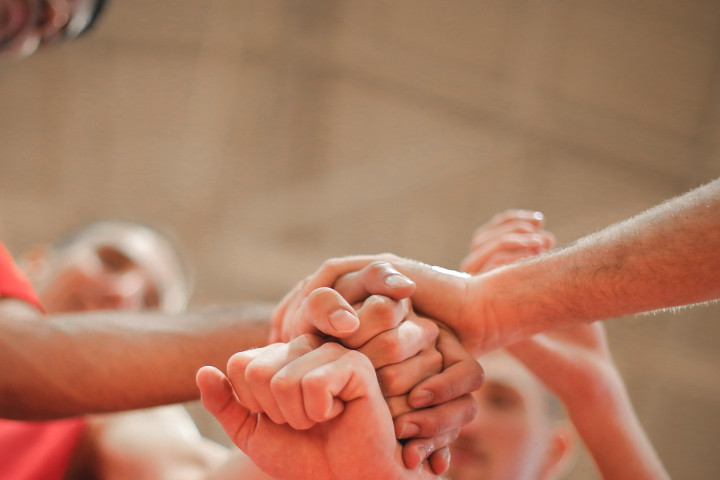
[
  {"left": 563, "top": 370, "right": 669, "bottom": 480},
  {"left": 0, "top": 303, "right": 272, "bottom": 420},
  {"left": 471, "top": 178, "right": 720, "bottom": 349}
]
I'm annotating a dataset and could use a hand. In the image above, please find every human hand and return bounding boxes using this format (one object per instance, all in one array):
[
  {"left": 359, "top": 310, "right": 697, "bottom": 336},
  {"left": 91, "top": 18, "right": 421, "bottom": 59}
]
[
  {"left": 270, "top": 259, "right": 416, "bottom": 343},
  {"left": 460, "top": 209, "right": 555, "bottom": 274},
  {"left": 196, "top": 335, "right": 439, "bottom": 480},
  {"left": 384, "top": 324, "right": 483, "bottom": 473},
  {"left": 272, "top": 280, "right": 481, "bottom": 474},
  {"left": 271, "top": 257, "right": 477, "bottom": 351}
]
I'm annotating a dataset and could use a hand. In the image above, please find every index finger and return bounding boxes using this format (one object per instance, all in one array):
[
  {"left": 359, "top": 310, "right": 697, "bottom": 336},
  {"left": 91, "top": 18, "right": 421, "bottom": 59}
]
[{"left": 333, "top": 261, "right": 416, "bottom": 305}]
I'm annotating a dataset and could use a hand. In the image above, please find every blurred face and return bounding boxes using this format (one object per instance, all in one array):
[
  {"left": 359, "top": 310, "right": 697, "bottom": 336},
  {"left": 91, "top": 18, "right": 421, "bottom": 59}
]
[
  {"left": 31, "top": 223, "right": 188, "bottom": 314},
  {"left": 448, "top": 353, "right": 555, "bottom": 480},
  {"left": 0, "top": 0, "right": 97, "bottom": 60}
]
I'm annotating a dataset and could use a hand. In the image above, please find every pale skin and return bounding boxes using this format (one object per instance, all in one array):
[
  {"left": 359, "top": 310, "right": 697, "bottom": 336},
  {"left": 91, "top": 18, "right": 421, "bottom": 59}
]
[
  {"left": 461, "top": 211, "right": 669, "bottom": 479},
  {"left": 0, "top": 301, "right": 272, "bottom": 420},
  {"left": 196, "top": 306, "right": 481, "bottom": 480},
  {"left": 0, "top": 223, "right": 272, "bottom": 478},
  {"left": 264, "top": 202, "right": 678, "bottom": 480},
  {"left": 508, "top": 323, "right": 670, "bottom": 480},
  {"left": 2, "top": 223, "right": 479, "bottom": 478},
  {"left": 447, "top": 350, "right": 575, "bottom": 480},
  {"left": 266, "top": 264, "right": 484, "bottom": 471},
  {"left": 197, "top": 335, "right": 442, "bottom": 480},
  {"left": 272, "top": 177, "right": 720, "bottom": 357}
]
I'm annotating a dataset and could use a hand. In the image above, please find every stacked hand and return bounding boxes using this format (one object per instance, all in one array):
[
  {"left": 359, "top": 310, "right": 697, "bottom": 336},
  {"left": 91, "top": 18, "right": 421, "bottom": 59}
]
[
  {"left": 199, "top": 262, "right": 483, "bottom": 479},
  {"left": 197, "top": 335, "right": 423, "bottom": 480}
]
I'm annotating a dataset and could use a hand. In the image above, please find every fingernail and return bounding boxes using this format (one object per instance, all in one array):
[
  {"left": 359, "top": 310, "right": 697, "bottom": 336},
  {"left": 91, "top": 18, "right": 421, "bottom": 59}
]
[
  {"left": 385, "top": 273, "right": 414, "bottom": 288},
  {"left": 398, "top": 422, "right": 420, "bottom": 439},
  {"left": 437, "top": 448, "right": 451, "bottom": 474},
  {"left": 441, "top": 447, "right": 450, "bottom": 462},
  {"left": 416, "top": 445, "right": 429, "bottom": 464},
  {"left": 528, "top": 234, "right": 545, "bottom": 246},
  {"left": 411, "top": 389, "right": 434, "bottom": 408},
  {"left": 328, "top": 309, "right": 359, "bottom": 333},
  {"left": 533, "top": 211, "right": 544, "bottom": 221}
]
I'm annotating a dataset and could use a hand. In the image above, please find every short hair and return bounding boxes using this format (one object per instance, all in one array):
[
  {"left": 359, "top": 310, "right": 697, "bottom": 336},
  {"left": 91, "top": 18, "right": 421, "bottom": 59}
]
[{"left": 54, "top": 219, "right": 194, "bottom": 309}]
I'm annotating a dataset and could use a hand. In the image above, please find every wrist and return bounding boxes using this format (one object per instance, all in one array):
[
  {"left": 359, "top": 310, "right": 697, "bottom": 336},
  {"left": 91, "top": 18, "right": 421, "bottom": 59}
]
[{"left": 464, "top": 266, "right": 534, "bottom": 355}]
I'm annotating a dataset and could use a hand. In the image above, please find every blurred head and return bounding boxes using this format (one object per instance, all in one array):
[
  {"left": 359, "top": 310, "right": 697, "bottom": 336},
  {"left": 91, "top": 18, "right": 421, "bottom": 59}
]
[
  {"left": 22, "top": 220, "right": 191, "bottom": 314},
  {"left": 0, "top": 0, "right": 109, "bottom": 60},
  {"left": 448, "top": 351, "right": 574, "bottom": 480}
]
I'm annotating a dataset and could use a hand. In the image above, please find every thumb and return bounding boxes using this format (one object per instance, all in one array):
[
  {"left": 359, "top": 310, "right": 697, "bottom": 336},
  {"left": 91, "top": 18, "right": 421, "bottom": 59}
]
[{"left": 196, "top": 366, "right": 254, "bottom": 450}]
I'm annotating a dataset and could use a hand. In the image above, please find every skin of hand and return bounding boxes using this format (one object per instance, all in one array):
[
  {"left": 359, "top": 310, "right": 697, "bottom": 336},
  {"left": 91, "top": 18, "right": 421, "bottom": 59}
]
[
  {"left": 196, "top": 335, "right": 440, "bottom": 480},
  {"left": 463, "top": 209, "right": 668, "bottom": 480},
  {"left": 272, "top": 177, "right": 720, "bottom": 360},
  {"left": 387, "top": 324, "right": 483, "bottom": 471},
  {"left": 271, "top": 254, "right": 489, "bottom": 355},
  {"left": 459, "top": 209, "right": 555, "bottom": 274},
  {"left": 271, "top": 266, "right": 484, "bottom": 473}
]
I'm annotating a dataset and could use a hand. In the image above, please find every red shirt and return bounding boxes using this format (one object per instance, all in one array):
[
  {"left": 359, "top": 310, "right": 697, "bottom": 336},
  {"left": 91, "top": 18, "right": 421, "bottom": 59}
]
[
  {"left": 0, "top": 242, "right": 42, "bottom": 311},
  {"left": 0, "top": 241, "right": 87, "bottom": 479}
]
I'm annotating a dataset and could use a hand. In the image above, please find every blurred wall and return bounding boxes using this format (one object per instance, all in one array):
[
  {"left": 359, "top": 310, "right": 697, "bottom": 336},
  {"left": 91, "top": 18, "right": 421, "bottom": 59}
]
[{"left": 1, "top": 1, "right": 719, "bottom": 478}]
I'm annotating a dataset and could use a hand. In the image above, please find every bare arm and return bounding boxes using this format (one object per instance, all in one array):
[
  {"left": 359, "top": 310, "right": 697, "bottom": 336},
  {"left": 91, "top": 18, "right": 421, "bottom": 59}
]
[
  {"left": 472, "top": 177, "right": 720, "bottom": 349},
  {"left": 507, "top": 324, "right": 669, "bottom": 480},
  {"left": 274, "top": 178, "right": 720, "bottom": 355},
  {"left": 0, "top": 302, "right": 273, "bottom": 420},
  {"left": 460, "top": 216, "right": 668, "bottom": 479}
]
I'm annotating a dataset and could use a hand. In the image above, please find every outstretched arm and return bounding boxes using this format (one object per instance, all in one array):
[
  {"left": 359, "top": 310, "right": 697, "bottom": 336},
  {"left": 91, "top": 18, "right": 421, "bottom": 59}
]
[
  {"left": 463, "top": 209, "right": 668, "bottom": 479},
  {"left": 507, "top": 323, "right": 670, "bottom": 480},
  {"left": 272, "top": 178, "right": 720, "bottom": 356},
  {"left": 0, "top": 303, "right": 273, "bottom": 420},
  {"left": 469, "top": 177, "right": 720, "bottom": 349},
  {"left": 196, "top": 335, "right": 441, "bottom": 480}
]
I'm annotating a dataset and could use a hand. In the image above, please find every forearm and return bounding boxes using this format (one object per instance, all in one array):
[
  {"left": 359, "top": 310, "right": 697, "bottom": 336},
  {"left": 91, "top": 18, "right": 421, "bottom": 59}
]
[
  {"left": 563, "top": 370, "right": 669, "bottom": 480},
  {"left": 0, "top": 303, "right": 272, "bottom": 420},
  {"left": 471, "top": 178, "right": 720, "bottom": 351}
]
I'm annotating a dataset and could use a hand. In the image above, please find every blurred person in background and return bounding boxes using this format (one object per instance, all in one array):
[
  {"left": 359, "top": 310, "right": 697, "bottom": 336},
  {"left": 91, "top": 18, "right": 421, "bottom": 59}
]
[
  {"left": 0, "top": 220, "right": 237, "bottom": 479},
  {"left": 0, "top": 0, "right": 109, "bottom": 60},
  {"left": 3, "top": 220, "right": 479, "bottom": 479}
]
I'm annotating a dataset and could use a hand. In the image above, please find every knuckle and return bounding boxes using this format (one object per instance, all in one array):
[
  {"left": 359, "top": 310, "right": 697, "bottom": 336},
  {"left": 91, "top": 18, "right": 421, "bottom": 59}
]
[
  {"left": 301, "top": 372, "right": 326, "bottom": 397},
  {"left": 463, "top": 395, "right": 479, "bottom": 423},
  {"left": 366, "top": 260, "right": 390, "bottom": 275},
  {"left": 226, "top": 353, "right": 251, "bottom": 376},
  {"left": 307, "top": 286, "right": 335, "bottom": 303},
  {"left": 428, "top": 349, "right": 444, "bottom": 371},
  {"left": 374, "top": 335, "right": 404, "bottom": 363},
  {"left": 377, "top": 367, "right": 401, "bottom": 393},
  {"left": 270, "top": 373, "right": 295, "bottom": 397},
  {"left": 421, "top": 318, "right": 440, "bottom": 341},
  {"left": 363, "top": 295, "right": 396, "bottom": 323},
  {"left": 343, "top": 348, "right": 371, "bottom": 365},
  {"left": 244, "top": 360, "right": 274, "bottom": 385}
]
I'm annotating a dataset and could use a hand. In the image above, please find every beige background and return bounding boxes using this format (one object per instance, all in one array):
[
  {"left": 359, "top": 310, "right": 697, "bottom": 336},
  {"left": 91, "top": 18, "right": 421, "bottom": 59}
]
[{"left": 2, "top": 1, "right": 720, "bottom": 478}]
